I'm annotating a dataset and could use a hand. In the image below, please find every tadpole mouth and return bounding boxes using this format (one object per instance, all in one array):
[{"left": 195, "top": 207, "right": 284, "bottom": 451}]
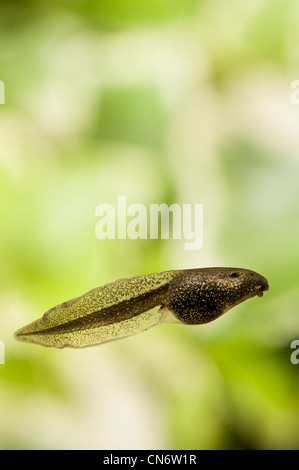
[{"left": 257, "top": 281, "right": 269, "bottom": 297}]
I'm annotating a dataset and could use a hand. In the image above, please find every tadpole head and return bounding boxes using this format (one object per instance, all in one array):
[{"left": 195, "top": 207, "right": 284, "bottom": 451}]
[{"left": 165, "top": 267, "right": 269, "bottom": 325}]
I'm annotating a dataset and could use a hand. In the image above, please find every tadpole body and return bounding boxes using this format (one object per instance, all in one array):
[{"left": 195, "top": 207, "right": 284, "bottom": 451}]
[{"left": 14, "top": 267, "right": 269, "bottom": 349}]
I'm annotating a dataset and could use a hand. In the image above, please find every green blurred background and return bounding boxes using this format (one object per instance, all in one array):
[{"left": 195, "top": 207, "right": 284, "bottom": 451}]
[{"left": 1, "top": 0, "right": 299, "bottom": 450}]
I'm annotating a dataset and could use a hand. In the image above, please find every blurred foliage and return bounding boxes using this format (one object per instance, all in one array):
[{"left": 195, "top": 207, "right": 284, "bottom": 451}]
[
  {"left": 1, "top": 0, "right": 299, "bottom": 450},
  {"left": 93, "top": 84, "right": 166, "bottom": 146}
]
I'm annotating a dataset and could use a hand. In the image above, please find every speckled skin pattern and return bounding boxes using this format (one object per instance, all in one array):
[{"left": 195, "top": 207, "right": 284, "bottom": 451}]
[
  {"left": 165, "top": 267, "right": 269, "bottom": 324},
  {"left": 14, "top": 267, "right": 269, "bottom": 349}
]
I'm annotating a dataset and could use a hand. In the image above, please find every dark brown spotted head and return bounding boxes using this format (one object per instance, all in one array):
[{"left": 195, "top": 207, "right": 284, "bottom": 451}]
[{"left": 164, "top": 267, "right": 269, "bottom": 325}]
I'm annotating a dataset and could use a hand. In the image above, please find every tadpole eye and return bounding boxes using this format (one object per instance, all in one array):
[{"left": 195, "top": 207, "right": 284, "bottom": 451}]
[{"left": 229, "top": 272, "right": 239, "bottom": 278}]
